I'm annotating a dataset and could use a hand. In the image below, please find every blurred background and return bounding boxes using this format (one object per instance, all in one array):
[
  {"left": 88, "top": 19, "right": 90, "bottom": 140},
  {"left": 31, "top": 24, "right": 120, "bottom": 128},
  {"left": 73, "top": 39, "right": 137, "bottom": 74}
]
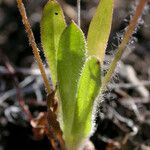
[{"left": 0, "top": 0, "right": 150, "bottom": 150}]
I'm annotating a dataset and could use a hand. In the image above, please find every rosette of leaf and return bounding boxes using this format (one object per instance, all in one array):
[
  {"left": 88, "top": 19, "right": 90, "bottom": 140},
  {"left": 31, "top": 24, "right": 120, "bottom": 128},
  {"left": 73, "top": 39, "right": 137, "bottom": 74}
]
[
  {"left": 41, "top": 0, "right": 113, "bottom": 149},
  {"left": 17, "top": 0, "right": 147, "bottom": 148}
]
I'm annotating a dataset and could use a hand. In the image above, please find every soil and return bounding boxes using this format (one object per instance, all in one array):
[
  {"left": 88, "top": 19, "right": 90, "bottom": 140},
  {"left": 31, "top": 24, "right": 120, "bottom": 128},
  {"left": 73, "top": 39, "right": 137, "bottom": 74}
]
[{"left": 0, "top": 0, "right": 150, "bottom": 150}]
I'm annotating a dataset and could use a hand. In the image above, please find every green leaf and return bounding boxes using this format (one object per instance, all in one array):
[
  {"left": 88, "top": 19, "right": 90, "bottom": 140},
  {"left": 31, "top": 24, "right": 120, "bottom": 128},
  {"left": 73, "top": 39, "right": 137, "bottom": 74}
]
[
  {"left": 57, "top": 21, "right": 86, "bottom": 141},
  {"left": 40, "top": 0, "right": 66, "bottom": 85},
  {"left": 87, "top": 0, "right": 113, "bottom": 64},
  {"left": 72, "top": 57, "right": 101, "bottom": 144}
]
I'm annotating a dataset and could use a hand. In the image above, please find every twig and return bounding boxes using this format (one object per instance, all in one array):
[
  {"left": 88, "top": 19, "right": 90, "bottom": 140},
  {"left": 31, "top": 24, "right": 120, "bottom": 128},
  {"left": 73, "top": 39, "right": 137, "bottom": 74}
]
[
  {"left": 0, "top": 66, "right": 50, "bottom": 76},
  {"left": 119, "top": 63, "right": 149, "bottom": 98},
  {"left": 120, "top": 97, "right": 149, "bottom": 104},
  {"left": 107, "top": 105, "right": 138, "bottom": 135},
  {"left": 98, "top": 134, "right": 121, "bottom": 149},
  {"left": 33, "top": 77, "right": 43, "bottom": 102},
  {"left": 109, "top": 80, "right": 150, "bottom": 89},
  {"left": 0, "top": 50, "right": 32, "bottom": 120},
  {"left": 16, "top": 0, "right": 51, "bottom": 94},
  {"left": 0, "top": 76, "right": 43, "bottom": 105},
  {"left": 77, "top": 0, "right": 81, "bottom": 27},
  {"left": 114, "top": 89, "right": 143, "bottom": 121}
]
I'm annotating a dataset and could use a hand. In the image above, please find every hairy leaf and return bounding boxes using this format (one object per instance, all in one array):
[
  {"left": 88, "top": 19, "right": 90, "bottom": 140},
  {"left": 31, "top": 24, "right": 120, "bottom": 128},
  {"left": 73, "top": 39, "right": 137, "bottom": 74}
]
[
  {"left": 41, "top": 0, "right": 66, "bottom": 85},
  {"left": 57, "top": 21, "right": 86, "bottom": 140},
  {"left": 87, "top": 0, "right": 113, "bottom": 64},
  {"left": 72, "top": 57, "right": 101, "bottom": 144}
]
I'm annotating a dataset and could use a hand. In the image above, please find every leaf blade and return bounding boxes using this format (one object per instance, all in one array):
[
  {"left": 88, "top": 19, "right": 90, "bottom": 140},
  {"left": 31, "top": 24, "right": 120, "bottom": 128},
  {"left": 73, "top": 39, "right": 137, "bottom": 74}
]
[
  {"left": 87, "top": 0, "right": 113, "bottom": 64},
  {"left": 57, "top": 21, "right": 86, "bottom": 139},
  {"left": 72, "top": 57, "right": 101, "bottom": 144},
  {"left": 40, "top": 0, "right": 66, "bottom": 85}
]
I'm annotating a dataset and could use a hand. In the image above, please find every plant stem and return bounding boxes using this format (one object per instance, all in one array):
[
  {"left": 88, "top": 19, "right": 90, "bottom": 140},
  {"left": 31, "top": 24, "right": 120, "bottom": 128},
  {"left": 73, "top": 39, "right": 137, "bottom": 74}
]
[
  {"left": 77, "top": 0, "right": 81, "bottom": 27},
  {"left": 16, "top": 0, "right": 51, "bottom": 94},
  {"left": 102, "top": 0, "right": 147, "bottom": 90}
]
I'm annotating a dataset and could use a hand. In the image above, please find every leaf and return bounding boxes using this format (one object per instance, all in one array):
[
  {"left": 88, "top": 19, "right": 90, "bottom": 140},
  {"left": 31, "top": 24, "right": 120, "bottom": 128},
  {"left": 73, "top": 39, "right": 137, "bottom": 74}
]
[
  {"left": 101, "top": 0, "right": 147, "bottom": 90},
  {"left": 40, "top": 0, "right": 66, "bottom": 85},
  {"left": 87, "top": 0, "right": 113, "bottom": 64},
  {"left": 47, "top": 91, "right": 65, "bottom": 149},
  {"left": 57, "top": 21, "right": 86, "bottom": 140},
  {"left": 31, "top": 112, "right": 47, "bottom": 140},
  {"left": 72, "top": 57, "right": 101, "bottom": 144}
]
